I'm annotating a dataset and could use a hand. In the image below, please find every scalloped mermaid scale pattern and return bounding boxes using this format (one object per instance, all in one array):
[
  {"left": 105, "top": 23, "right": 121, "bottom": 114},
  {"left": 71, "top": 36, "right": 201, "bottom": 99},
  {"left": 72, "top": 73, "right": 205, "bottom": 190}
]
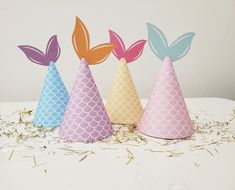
[
  {"left": 106, "top": 59, "right": 143, "bottom": 124},
  {"left": 139, "top": 57, "right": 194, "bottom": 139},
  {"left": 33, "top": 63, "right": 69, "bottom": 128},
  {"left": 59, "top": 59, "right": 113, "bottom": 142}
]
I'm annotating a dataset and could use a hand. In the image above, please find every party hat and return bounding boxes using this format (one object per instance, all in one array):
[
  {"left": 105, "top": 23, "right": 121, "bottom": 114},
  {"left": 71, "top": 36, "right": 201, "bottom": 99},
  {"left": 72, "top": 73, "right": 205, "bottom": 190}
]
[
  {"left": 59, "top": 17, "right": 114, "bottom": 142},
  {"left": 18, "top": 35, "right": 69, "bottom": 128},
  {"left": 105, "top": 30, "right": 146, "bottom": 124},
  {"left": 139, "top": 23, "right": 195, "bottom": 139}
]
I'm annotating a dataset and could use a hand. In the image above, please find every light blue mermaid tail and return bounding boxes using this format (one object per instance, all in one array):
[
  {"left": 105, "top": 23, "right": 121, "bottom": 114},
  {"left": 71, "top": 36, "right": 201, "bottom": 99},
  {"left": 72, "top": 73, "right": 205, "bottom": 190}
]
[
  {"left": 147, "top": 23, "right": 195, "bottom": 62},
  {"left": 33, "top": 62, "right": 69, "bottom": 127},
  {"left": 18, "top": 35, "right": 69, "bottom": 128}
]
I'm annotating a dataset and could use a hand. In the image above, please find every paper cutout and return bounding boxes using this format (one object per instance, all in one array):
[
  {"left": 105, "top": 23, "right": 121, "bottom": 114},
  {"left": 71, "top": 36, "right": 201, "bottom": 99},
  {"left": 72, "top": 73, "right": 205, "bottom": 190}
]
[
  {"left": 72, "top": 17, "right": 114, "bottom": 64},
  {"left": 18, "top": 35, "right": 60, "bottom": 66},
  {"left": 18, "top": 35, "right": 69, "bottom": 128},
  {"left": 109, "top": 30, "right": 125, "bottom": 59},
  {"left": 139, "top": 24, "right": 195, "bottom": 139},
  {"left": 59, "top": 17, "right": 114, "bottom": 142},
  {"left": 169, "top": 33, "right": 195, "bottom": 61},
  {"left": 106, "top": 30, "right": 145, "bottom": 124},
  {"left": 45, "top": 36, "right": 61, "bottom": 64},
  {"left": 147, "top": 23, "right": 195, "bottom": 62},
  {"left": 109, "top": 30, "right": 146, "bottom": 63}
]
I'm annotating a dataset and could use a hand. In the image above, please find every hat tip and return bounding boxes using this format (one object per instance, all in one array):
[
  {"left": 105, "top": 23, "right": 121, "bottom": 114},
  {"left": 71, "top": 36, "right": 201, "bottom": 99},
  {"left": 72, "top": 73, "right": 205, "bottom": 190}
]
[{"left": 164, "top": 56, "right": 172, "bottom": 64}]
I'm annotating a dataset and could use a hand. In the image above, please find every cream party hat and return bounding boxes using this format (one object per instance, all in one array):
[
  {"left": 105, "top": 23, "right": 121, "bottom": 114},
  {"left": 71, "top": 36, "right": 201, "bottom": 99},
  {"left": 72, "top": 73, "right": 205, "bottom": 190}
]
[
  {"left": 59, "top": 17, "right": 114, "bottom": 142},
  {"left": 105, "top": 30, "right": 146, "bottom": 124},
  {"left": 139, "top": 23, "right": 195, "bottom": 139}
]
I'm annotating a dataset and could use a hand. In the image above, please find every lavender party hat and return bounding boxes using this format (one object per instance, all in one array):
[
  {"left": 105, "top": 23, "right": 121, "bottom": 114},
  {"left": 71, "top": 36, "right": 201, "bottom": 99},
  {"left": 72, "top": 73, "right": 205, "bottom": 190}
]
[
  {"left": 59, "top": 17, "right": 114, "bottom": 142},
  {"left": 139, "top": 24, "right": 195, "bottom": 139},
  {"left": 18, "top": 35, "right": 69, "bottom": 128},
  {"left": 59, "top": 59, "right": 114, "bottom": 141}
]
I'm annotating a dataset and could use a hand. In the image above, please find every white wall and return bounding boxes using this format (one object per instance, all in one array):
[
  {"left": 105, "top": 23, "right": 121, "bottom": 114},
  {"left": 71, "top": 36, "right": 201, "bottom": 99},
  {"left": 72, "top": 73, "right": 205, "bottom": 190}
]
[{"left": 0, "top": 0, "right": 235, "bottom": 101}]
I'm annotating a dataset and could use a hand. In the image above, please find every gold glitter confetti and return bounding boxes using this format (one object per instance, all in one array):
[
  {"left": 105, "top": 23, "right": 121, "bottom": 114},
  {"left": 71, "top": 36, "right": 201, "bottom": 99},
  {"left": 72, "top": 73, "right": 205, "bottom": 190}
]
[{"left": 0, "top": 108, "right": 235, "bottom": 167}]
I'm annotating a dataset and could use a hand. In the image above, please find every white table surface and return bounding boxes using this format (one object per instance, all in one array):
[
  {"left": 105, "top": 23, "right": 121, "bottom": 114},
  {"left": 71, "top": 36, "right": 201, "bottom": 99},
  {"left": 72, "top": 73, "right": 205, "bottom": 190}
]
[{"left": 1, "top": 98, "right": 235, "bottom": 190}]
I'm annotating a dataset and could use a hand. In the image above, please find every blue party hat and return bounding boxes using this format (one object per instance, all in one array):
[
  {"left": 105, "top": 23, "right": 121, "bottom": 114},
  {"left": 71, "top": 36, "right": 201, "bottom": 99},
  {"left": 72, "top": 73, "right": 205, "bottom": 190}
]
[{"left": 33, "top": 62, "right": 69, "bottom": 127}]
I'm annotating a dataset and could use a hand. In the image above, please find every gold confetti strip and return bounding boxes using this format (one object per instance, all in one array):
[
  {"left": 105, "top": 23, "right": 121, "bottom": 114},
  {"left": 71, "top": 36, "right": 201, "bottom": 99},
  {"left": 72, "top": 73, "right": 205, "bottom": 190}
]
[
  {"left": 167, "top": 152, "right": 184, "bottom": 157},
  {"left": 214, "top": 148, "right": 219, "bottom": 153},
  {"left": 193, "top": 162, "right": 200, "bottom": 168},
  {"left": 100, "top": 146, "right": 118, "bottom": 150},
  {"left": 148, "top": 148, "right": 166, "bottom": 153},
  {"left": 48, "top": 151, "right": 56, "bottom": 155},
  {"left": 8, "top": 150, "right": 14, "bottom": 160},
  {"left": 190, "top": 147, "right": 205, "bottom": 151},
  {"left": 32, "top": 162, "right": 47, "bottom": 168},
  {"left": 79, "top": 151, "right": 94, "bottom": 162},
  {"left": 126, "top": 157, "right": 134, "bottom": 165},
  {"left": 79, "top": 151, "right": 94, "bottom": 156},
  {"left": 33, "top": 155, "right": 37, "bottom": 166},
  {"left": 22, "top": 155, "right": 32, "bottom": 158},
  {"left": 126, "top": 148, "right": 133, "bottom": 155},
  {"left": 79, "top": 155, "right": 88, "bottom": 162},
  {"left": 206, "top": 149, "right": 214, "bottom": 157},
  {"left": 24, "top": 145, "right": 34, "bottom": 150},
  {"left": 126, "top": 148, "right": 134, "bottom": 165},
  {"left": 145, "top": 148, "right": 183, "bottom": 157},
  {"left": 58, "top": 147, "right": 93, "bottom": 157}
]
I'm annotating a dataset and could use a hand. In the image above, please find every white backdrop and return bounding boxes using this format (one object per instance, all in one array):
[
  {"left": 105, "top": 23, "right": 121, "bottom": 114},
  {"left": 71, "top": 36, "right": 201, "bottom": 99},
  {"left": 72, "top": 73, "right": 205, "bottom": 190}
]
[{"left": 0, "top": 0, "right": 235, "bottom": 101}]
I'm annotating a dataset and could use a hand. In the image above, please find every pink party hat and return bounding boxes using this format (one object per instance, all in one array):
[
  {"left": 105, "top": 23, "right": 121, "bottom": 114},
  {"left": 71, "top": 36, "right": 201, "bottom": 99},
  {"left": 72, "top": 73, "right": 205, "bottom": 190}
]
[
  {"left": 139, "top": 23, "right": 195, "bottom": 139},
  {"left": 59, "top": 17, "right": 114, "bottom": 142}
]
